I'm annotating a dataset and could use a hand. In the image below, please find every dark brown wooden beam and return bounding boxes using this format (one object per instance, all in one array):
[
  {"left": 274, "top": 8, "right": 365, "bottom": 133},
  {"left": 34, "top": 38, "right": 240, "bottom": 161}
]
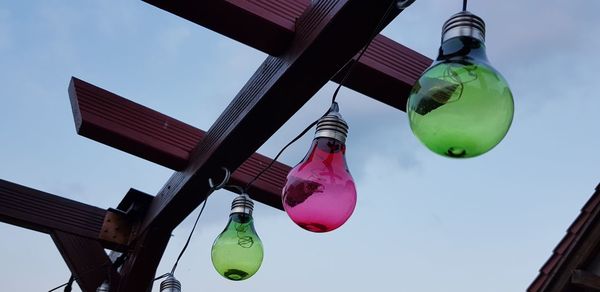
[
  {"left": 118, "top": 1, "right": 406, "bottom": 290},
  {"left": 143, "top": 0, "right": 306, "bottom": 55},
  {"left": 69, "top": 77, "right": 287, "bottom": 210},
  {"left": 52, "top": 231, "right": 114, "bottom": 292},
  {"left": 332, "top": 34, "right": 432, "bottom": 111},
  {"left": 0, "top": 179, "right": 127, "bottom": 251},
  {"left": 116, "top": 229, "right": 171, "bottom": 292},
  {"left": 141, "top": 0, "right": 402, "bottom": 234},
  {"left": 69, "top": 77, "right": 200, "bottom": 171},
  {"left": 572, "top": 270, "right": 600, "bottom": 290},
  {"left": 143, "top": 0, "right": 432, "bottom": 111}
]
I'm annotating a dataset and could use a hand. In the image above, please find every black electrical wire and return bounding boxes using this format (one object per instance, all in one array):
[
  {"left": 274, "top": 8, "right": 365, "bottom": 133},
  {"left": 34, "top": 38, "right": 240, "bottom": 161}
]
[
  {"left": 52, "top": 3, "right": 408, "bottom": 289},
  {"left": 153, "top": 202, "right": 210, "bottom": 282},
  {"left": 64, "top": 275, "right": 75, "bottom": 292},
  {"left": 48, "top": 251, "right": 128, "bottom": 291},
  {"left": 47, "top": 282, "right": 69, "bottom": 292},
  {"left": 49, "top": 274, "right": 75, "bottom": 292},
  {"left": 154, "top": 170, "right": 230, "bottom": 282},
  {"left": 154, "top": 272, "right": 170, "bottom": 282},
  {"left": 463, "top": 0, "right": 468, "bottom": 11},
  {"left": 226, "top": 184, "right": 245, "bottom": 194},
  {"left": 331, "top": 0, "right": 398, "bottom": 105},
  {"left": 170, "top": 197, "right": 209, "bottom": 275},
  {"left": 47, "top": 273, "right": 94, "bottom": 292},
  {"left": 244, "top": 118, "right": 320, "bottom": 192},
  {"left": 245, "top": 1, "right": 399, "bottom": 192}
]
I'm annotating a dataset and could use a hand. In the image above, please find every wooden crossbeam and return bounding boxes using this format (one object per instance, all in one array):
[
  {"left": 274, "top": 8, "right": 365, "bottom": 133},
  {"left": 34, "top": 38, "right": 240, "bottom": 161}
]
[
  {"left": 0, "top": 0, "right": 432, "bottom": 290},
  {"left": 0, "top": 179, "right": 128, "bottom": 251},
  {"left": 143, "top": 0, "right": 431, "bottom": 111},
  {"left": 115, "top": 229, "right": 171, "bottom": 292},
  {"left": 142, "top": 0, "right": 306, "bottom": 55},
  {"left": 116, "top": 1, "right": 406, "bottom": 290},
  {"left": 69, "top": 77, "right": 287, "bottom": 210},
  {"left": 51, "top": 231, "right": 114, "bottom": 292},
  {"left": 141, "top": 0, "right": 403, "bottom": 236}
]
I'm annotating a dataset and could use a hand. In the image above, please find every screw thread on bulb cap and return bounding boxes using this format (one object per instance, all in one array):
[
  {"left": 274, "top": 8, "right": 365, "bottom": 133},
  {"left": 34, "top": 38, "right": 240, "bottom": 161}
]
[
  {"left": 315, "top": 102, "right": 349, "bottom": 144},
  {"left": 442, "top": 11, "right": 486, "bottom": 43},
  {"left": 231, "top": 193, "right": 254, "bottom": 215},
  {"left": 160, "top": 274, "right": 182, "bottom": 292}
]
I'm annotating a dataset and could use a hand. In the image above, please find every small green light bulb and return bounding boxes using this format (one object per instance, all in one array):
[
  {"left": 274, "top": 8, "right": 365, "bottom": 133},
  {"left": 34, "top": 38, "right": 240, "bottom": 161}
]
[
  {"left": 407, "top": 11, "right": 514, "bottom": 158},
  {"left": 211, "top": 194, "right": 263, "bottom": 281}
]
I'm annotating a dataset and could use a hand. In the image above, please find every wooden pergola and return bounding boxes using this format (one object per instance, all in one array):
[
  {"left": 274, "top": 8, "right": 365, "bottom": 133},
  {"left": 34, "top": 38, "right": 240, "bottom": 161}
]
[
  {"left": 0, "top": 1, "right": 432, "bottom": 291},
  {"left": 3, "top": 2, "right": 600, "bottom": 291}
]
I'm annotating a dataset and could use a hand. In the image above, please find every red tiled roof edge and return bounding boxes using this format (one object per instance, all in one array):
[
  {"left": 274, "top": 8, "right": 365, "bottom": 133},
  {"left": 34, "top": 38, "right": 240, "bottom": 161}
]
[{"left": 528, "top": 183, "right": 600, "bottom": 292}]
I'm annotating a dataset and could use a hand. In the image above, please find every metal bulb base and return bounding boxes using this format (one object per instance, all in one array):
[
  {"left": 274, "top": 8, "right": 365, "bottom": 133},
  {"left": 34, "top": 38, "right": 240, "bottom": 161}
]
[
  {"left": 231, "top": 194, "right": 254, "bottom": 215},
  {"left": 442, "top": 11, "right": 486, "bottom": 43},
  {"left": 315, "top": 102, "right": 349, "bottom": 143},
  {"left": 159, "top": 274, "right": 182, "bottom": 292}
]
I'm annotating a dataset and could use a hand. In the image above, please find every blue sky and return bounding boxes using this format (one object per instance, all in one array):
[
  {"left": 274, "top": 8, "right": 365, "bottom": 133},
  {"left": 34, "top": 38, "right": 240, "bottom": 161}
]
[{"left": 1, "top": 1, "right": 599, "bottom": 291}]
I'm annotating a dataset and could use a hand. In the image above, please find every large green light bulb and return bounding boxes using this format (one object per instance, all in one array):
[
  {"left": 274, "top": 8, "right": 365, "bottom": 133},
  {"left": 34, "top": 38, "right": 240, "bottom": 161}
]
[
  {"left": 407, "top": 11, "right": 514, "bottom": 158},
  {"left": 211, "top": 194, "right": 263, "bottom": 281}
]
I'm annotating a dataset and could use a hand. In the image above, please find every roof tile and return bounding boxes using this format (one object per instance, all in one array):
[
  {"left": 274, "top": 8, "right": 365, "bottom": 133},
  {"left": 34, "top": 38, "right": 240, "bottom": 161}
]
[
  {"left": 568, "top": 211, "right": 591, "bottom": 234},
  {"left": 583, "top": 191, "right": 600, "bottom": 212},
  {"left": 541, "top": 254, "right": 562, "bottom": 274},
  {"left": 553, "top": 232, "right": 576, "bottom": 255},
  {"left": 527, "top": 274, "right": 548, "bottom": 292},
  {"left": 528, "top": 186, "right": 600, "bottom": 291}
]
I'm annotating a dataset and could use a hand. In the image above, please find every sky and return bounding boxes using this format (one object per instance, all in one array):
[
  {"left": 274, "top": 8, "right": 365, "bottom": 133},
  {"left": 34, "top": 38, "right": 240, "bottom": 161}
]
[{"left": 1, "top": 1, "right": 599, "bottom": 291}]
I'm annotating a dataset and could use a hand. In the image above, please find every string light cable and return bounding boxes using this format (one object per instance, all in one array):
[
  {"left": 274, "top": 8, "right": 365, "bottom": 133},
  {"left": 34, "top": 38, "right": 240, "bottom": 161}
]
[
  {"left": 245, "top": 0, "right": 401, "bottom": 192},
  {"left": 49, "top": 1, "right": 416, "bottom": 289},
  {"left": 47, "top": 275, "right": 74, "bottom": 292},
  {"left": 48, "top": 253, "right": 128, "bottom": 292},
  {"left": 154, "top": 167, "right": 232, "bottom": 281},
  {"left": 48, "top": 166, "right": 229, "bottom": 291}
]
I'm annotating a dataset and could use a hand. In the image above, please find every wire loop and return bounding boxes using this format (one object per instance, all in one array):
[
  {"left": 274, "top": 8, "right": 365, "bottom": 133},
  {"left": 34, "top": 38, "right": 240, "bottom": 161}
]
[{"left": 208, "top": 167, "right": 231, "bottom": 191}]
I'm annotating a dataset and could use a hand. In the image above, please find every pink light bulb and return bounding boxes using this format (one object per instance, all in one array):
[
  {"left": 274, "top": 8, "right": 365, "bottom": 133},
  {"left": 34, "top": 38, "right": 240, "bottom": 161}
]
[{"left": 282, "top": 103, "right": 357, "bottom": 233}]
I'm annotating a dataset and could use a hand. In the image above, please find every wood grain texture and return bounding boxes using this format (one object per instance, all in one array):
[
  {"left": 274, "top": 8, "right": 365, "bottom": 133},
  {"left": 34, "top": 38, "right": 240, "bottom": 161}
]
[
  {"left": 0, "top": 179, "right": 128, "bottom": 250},
  {"left": 69, "top": 77, "right": 287, "bottom": 210},
  {"left": 119, "top": 1, "right": 405, "bottom": 290},
  {"left": 142, "top": 0, "right": 302, "bottom": 55},
  {"left": 69, "top": 77, "right": 199, "bottom": 170},
  {"left": 143, "top": 0, "right": 432, "bottom": 110},
  {"left": 141, "top": 0, "right": 402, "bottom": 234},
  {"left": 115, "top": 228, "right": 171, "bottom": 292},
  {"left": 52, "top": 231, "right": 113, "bottom": 292}
]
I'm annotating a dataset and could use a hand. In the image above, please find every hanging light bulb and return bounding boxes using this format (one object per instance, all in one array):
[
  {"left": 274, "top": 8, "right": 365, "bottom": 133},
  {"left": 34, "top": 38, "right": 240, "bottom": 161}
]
[
  {"left": 407, "top": 9, "right": 514, "bottom": 158},
  {"left": 282, "top": 102, "right": 357, "bottom": 233},
  {"left": 159, "top": 274, "right": 182, "bottom": 292},
  {"left": 211, "top": 194, "right": 263, "bottom": 281}
]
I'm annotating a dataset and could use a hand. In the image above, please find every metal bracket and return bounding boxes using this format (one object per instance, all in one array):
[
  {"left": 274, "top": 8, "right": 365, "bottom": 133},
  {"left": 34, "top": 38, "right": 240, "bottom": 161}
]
[{"left": 99, "top": 209, "right": 133, "bottom": 247}]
